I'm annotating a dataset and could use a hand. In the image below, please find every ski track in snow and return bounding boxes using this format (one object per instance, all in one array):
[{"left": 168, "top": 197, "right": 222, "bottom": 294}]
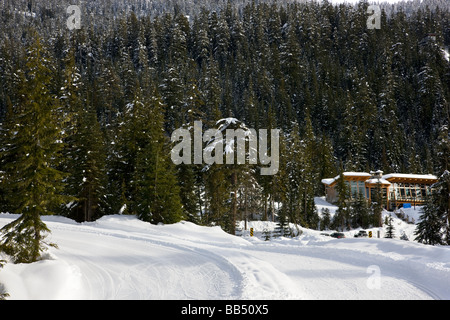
[
  {"left": 242, "top": 243, "right": 441, "bottom": 300},
  {"left": 0, "top": 214, "right": 449, "bottom": 300},
  {"left": 46, "top": 219, "right": 244, "bottom": 300}
]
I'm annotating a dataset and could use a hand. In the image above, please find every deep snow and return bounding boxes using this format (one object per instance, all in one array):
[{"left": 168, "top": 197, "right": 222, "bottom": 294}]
[{"left": 0, "top": 200, "right": 449, "bottom": 300}]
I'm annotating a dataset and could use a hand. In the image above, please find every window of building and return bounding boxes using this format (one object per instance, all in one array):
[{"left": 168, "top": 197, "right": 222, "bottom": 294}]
[
  {"left": 421, "top": 188, "right": 427, "bottom": 198},
  {"left": 351, "top": 181, "right": 357, "bottom": 198},
  {"left": 359, "top": 183, "right": 365, "bottom": 196}
]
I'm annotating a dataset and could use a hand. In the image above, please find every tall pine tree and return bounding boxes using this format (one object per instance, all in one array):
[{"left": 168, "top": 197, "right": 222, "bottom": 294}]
[
  {"left": 130, "top": 90, "right": 184, "bottom": 224},
  {"left": 0, "top": 33, "right": 69, "bottom": 263}
]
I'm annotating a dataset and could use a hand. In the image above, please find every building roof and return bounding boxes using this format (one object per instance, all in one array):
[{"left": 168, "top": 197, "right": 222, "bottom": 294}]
[
  {"left": 382, "top": 173, "right": 438, "bottom": 184},
  {"left": 322, "top": 172, "right": 438, "bottom": 186},
  {"left": 365, "top": 178, "right": 391, "bottom": 185},
  {"left": 382, "top": 173, "right": 438, "bottom": 180},
  {"left": 321, "top": 172, "right": 372, "bottom": 186}
]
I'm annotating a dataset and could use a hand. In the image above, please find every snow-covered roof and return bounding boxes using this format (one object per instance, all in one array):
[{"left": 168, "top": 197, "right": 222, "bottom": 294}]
[
  {"left": 383, "top": 173, "right": 438, "bottom": 181},
  {"left": 322, "top": 172, "right": 438, "bottom": 186},
  {"left": 342, "top": 172, "right": 372, "bottom": 177},
  {"left": 321, "top": 172, "right": 372, "bottom": 185},
  {"left": 365, "top": 178, "right": 391, "bottom": 185},
  {"left": 321, "top": 178, "right": 335, "bottom": 185}
]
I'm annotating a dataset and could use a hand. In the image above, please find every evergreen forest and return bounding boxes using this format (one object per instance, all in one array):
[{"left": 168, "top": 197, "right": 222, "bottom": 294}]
[{"left": 0, "top": 0, "right": 449, "bottom": 253}]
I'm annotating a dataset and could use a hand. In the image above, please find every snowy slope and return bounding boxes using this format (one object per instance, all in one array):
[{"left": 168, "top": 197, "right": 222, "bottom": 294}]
[{"left": 0, "top": 212, "right": 449, "bottom": 300}]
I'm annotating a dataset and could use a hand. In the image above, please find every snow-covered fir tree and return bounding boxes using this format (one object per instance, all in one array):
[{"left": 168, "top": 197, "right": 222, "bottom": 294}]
[
  {"left": 415, "top": 170, "right": 450, "bottom": 245},
  {"left": 384, "top": 214, "right": 396, "bottom": 238},
  {"left": 0, "top": 33, "right": 69, "bottom": 263}
]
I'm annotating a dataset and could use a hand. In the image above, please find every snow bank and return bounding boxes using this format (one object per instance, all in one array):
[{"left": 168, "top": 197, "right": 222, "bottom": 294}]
[
  {"left": 315, "top": 196, "right": 338, "bottom": 217},
  {"left": 93, "top": 215, "right": 249, "bottom": 247},
  {"left": 0, "top": 256, "right": 84, "bottom": 300},
  {"left": 0, "top": 211, "right": 449, "bottom": 300}
]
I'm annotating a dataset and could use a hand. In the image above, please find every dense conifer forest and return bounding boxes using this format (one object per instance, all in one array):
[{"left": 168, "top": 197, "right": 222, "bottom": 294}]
[{"left": 0, "top": 0, "right": 449, "bottom": 248}]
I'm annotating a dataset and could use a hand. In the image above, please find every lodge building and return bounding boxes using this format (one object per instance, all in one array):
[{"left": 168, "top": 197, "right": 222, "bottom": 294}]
[{"left": 321, "top": 171, "right": 438, "bottom": 210}]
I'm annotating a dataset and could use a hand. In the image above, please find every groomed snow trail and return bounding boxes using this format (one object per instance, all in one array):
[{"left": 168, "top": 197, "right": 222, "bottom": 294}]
[
  {"left": 0, "top": 214, "right": 449, "bottom": 300},
  {"left": 43, "top": 216, "right": 245, "bottom": 300}
]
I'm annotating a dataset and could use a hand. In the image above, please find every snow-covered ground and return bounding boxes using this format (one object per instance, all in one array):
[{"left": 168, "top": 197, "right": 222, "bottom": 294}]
[{"left": 0, "top": 199, "right": 449, "bottom": 300}]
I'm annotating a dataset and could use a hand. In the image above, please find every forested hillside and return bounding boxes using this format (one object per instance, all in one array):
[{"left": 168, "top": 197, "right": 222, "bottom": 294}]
[{"left": 0, "top": 0, "right": 449, "bottom": 235}]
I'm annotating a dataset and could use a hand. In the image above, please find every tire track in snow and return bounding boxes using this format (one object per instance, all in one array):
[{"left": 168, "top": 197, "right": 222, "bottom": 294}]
[
  {"left": 48, "top": 221, "right": 245, "bottom": 299},
  {"left": 242, "top": 241, "right": 444, "bottom": 299}
]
